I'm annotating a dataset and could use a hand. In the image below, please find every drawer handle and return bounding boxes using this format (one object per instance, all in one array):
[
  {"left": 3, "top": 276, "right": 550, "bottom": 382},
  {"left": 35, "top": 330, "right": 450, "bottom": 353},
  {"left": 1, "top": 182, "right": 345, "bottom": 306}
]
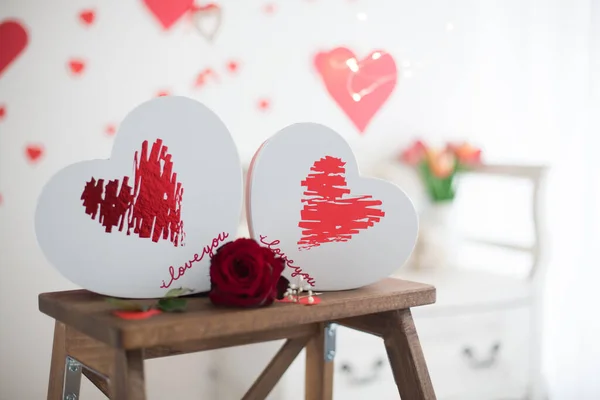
[
  {"left": 461, "top": 342, "right": 501, "bottom": 369},
  {"left": 339, "top": 358, "right": 385, "bottom": 386}
]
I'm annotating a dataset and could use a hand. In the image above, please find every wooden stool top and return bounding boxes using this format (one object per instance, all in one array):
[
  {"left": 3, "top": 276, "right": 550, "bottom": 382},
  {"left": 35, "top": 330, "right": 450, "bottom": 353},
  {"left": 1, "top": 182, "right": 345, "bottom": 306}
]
[{"left": 39, "top": 278, "right": 435, "bottom": 350}]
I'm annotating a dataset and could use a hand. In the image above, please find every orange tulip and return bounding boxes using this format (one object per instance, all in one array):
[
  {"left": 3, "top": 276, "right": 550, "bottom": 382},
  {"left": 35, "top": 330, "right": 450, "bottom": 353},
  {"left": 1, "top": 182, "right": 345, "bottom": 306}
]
[
  {"left": 427, "top": 149, "right": 456, "bottom": 178},
  {"left": 448, "top": 142, "right": 482, "bottom": 165}
]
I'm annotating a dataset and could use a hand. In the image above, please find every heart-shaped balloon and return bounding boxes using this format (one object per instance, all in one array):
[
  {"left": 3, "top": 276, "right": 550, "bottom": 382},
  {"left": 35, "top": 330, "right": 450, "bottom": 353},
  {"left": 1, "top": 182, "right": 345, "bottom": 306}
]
[
  {"left": 35, "top": 96, "right": 243, "bottom": 298},
  {"left": 247, "top": 123, "right": 418, "bottom": 291}
]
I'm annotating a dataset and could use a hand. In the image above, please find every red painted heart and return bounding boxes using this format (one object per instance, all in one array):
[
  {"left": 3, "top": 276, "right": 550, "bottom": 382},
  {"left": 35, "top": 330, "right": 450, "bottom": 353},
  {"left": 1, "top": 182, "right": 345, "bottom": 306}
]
[
  {"left": 314, "top": 47, "right": 397, "bottom": 133},
  {"left": 80, "top": 138, "right": 186, "bottom": 247},
  {"left": 298, "top": 156, "right": 384, "bottom": 250},
  {"left": 0, "top": 20, "right": 28, "bottom": 78},
  {"left": 143, "top": 0, "right": 194, "bottom": 30},
  {"left": 25, "top": 144, "right": 44, "bottom": 163}
]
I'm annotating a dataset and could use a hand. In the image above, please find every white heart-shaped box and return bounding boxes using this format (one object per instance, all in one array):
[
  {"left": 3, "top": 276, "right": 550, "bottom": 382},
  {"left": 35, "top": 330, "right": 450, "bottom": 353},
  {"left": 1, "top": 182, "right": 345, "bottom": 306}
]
[
  {"left": 247, "top": 123, "right": 418, "bottom": 291},
  {"left": 35, "top": 96, "right": 242, "bottom": 298}
]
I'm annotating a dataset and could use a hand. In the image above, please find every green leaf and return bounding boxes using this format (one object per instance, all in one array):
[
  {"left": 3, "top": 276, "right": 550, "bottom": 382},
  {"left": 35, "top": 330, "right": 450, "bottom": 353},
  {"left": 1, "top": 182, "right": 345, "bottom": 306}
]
[
  {"left": 106, "top": 298, "right": 150, "bottom": 312},
  {"left": 164, "top": 287, "right": 194, "bottom": 298},
  {"left": 157, "top": 297, "right": 188, "bottom": 312}
]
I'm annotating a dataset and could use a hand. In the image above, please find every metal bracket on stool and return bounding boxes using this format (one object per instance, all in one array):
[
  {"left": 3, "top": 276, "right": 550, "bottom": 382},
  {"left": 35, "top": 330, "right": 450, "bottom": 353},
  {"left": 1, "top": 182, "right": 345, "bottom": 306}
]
[
  {"left": 324, "top": 323, "right": 337, "bottom": 362},
  {"left": 63, "top": 356, "right": 82, "bottom": 400}
]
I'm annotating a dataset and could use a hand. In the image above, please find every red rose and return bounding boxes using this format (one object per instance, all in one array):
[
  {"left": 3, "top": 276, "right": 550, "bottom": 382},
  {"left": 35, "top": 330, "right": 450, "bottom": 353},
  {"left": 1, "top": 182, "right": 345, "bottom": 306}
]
[{"left": 209, "top": 238, "right": 285, "bottom": 307}]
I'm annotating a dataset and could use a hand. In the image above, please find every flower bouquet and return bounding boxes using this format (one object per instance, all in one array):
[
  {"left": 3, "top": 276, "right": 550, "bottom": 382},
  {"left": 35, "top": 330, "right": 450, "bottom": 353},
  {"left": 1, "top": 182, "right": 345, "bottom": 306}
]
[
  {"left": 400, "top": 140, "right": 482, "bottom": 203},
  {"left": 399, "top": 140, "right": 482, "bottom": 269}
]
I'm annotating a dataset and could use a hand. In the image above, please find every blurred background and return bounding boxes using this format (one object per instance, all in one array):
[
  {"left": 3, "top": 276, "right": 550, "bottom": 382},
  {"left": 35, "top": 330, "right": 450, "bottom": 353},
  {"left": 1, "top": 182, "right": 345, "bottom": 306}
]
[{"left": 1, "top": 0, "right": 599, "bottom": 399}]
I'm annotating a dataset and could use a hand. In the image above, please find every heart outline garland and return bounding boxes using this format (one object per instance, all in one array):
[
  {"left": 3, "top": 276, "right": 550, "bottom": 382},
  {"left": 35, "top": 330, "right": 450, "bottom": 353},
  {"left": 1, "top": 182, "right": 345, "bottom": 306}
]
[
  {"left": 190, "top": 3, "right": 222, "bottom": 42},
  {"left": 297, "top": 155, "right": 385, "bottom": 250}
]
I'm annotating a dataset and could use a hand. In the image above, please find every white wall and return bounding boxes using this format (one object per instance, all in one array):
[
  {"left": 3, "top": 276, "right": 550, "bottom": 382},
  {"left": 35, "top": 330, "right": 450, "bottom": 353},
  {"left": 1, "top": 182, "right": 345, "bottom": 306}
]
[{"left": 0, "top": 0, "right": 573, "bottom": 399}]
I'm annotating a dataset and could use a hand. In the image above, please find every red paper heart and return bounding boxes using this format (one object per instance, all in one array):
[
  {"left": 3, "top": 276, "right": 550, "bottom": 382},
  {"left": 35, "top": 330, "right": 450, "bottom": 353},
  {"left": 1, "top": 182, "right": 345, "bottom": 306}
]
[
  {"left": 25, "top": 144, "right": 44, "bottom": 163},
  {"left": 80, "top": 138, "right": 186, "bottom": 247},
  {"left": 143, "top": 0, "right": 194, "bottom": 30},
  {"left": 314, "top": 47, "right": 397, "bottom": 133},
  {"left": 226, "top": 60, "right": 239, "bottom": 73},
  {"left": 68, "top": 59, "right": 85, "bottom": 75},
  {"left": 0, "top": 20, "right": 28, "bottom": 77},
  {"left": 297, "top": 156, "right": 385, "bottom": 249},
  {"left": 194, "top": 67, "right": 218, "bottom": 87},
  {"left": 105, "top": 124, "right": 116, "bottom": 136},
  {"left": 263, "top": 3, "right": 276, "bottom": 14},
  {"left": 257, "top": 98, "right": 270, "bottom": 111},
  {"left": 79, "top": 10, "right": 95, "bottom": 26}
]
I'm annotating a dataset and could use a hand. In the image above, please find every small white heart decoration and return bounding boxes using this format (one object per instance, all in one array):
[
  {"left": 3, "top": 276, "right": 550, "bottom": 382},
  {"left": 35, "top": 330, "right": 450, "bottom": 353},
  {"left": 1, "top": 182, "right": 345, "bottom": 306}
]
[
  {"left": 247, "top": 123, "right": 418, "bottom": 291},
  {"left": 35, "top": 96, "right": 243, "bottom": 298},
  {"left": 191, "top": 4, "right": 222, "bottom": 42}
]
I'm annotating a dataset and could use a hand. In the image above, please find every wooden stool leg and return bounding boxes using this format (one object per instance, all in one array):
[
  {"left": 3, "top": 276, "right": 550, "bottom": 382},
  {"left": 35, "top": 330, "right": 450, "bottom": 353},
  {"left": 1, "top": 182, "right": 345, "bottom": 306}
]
[
  {"left": 48, "top": 321, "right": 83, "bottom": 400},
  {"left": 110, "top": 349, "right": 146, "bottom": 400},
  {"left": 305, "top": 323, "right": 334, "bottom": 400},
  {"left": 242, "top": 336, "right": 311, "bottom": 400},
  {"left": 383, "top": 309, "right": 436, "bottom": 400}
]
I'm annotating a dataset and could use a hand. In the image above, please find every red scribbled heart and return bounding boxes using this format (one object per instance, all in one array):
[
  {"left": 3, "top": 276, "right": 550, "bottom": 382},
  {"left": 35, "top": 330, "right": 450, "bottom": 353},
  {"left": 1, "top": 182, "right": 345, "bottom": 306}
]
[
  {"left": 314, "top": 47, "right": 397, "bottom": 133},
  {"left": 25, "top": 144, "right": 44, "bottom": 163},
  {"left": 143, "top": 0, "right": 194, "bottom": 30},
  {"left": 0, "top": 105, "right": 5, "bottom": 120},
  {"left": 298, "top": 156, "right": 385, "bottom": 250},
  {"left": 80, "top": 138, "right": 186, "bottom": 247},
  {"left": 0, "top": 20, "right": 28, "bottom": 78},
  {"left": 68, "top": 59, "right": 86, "bottom": 75},
  {"left": 79, "top": 10, "right": 95, "bottom": 26}
]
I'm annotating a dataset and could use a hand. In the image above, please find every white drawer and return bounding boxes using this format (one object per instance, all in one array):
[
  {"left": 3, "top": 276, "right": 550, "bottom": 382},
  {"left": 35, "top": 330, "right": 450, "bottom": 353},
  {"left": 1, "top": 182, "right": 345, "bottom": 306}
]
[
  {"left": 333, "top": 326, "right": 398, "bottom": 399},
  {"left": 214, "top": 307, "right": 532, "bottom": 400},
  {"left": 417, "top": 307, "right": 532, "bottom": 399}
]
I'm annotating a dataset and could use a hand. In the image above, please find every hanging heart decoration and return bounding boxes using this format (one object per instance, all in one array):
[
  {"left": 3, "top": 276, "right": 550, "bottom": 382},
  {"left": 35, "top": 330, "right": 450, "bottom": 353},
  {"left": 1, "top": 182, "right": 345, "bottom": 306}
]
[
  {"left": 314, "top": 47, "right": 398, "bottom": 134},
  {"left": 143, "top": 0, "right": 194, "bottom": 30},
  {"left": 0, "top": 20, "right": 28, "bottom": 78},
  {"left": 190, "top": 3, "right": 222, "bottom": 42}
]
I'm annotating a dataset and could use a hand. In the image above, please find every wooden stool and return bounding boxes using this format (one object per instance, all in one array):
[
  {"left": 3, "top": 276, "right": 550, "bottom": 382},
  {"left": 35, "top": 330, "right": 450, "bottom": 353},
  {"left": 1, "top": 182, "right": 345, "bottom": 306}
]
[{"left": 39, "top": 278, "right": 436, "bottom": 400}]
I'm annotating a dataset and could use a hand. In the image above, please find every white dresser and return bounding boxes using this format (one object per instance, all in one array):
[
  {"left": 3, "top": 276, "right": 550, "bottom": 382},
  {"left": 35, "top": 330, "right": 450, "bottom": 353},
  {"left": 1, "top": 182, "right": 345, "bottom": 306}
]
[{"left": 212, "top": 163, "right": 548, "bottom": 400}]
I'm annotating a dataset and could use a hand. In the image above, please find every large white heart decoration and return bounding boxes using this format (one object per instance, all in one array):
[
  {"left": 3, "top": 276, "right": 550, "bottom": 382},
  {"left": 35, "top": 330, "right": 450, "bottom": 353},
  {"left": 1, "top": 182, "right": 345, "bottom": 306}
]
[
  {"left": 35, "top": 96, "right": 242, "bottom": 298},
  {"left": 247, "top": 123, "right": 418, "bottom": 291}
]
